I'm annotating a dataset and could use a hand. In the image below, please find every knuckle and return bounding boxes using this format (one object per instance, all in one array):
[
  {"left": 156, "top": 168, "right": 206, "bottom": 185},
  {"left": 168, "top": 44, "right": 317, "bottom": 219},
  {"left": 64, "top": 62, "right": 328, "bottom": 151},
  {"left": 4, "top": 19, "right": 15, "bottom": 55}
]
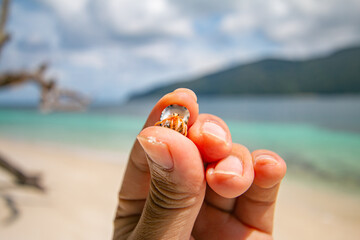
[{"left": 149, "top": 169, "right": 201, "bottom": 210}]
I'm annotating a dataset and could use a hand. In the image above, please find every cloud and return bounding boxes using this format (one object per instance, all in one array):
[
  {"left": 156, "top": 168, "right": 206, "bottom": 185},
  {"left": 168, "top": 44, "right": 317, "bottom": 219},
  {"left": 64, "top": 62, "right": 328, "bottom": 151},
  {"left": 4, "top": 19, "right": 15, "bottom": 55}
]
[
  {"left": 68, "top": 50, "right": 105, "bottom": 69},
  {"left": 220, "top": 0, "right": 360, "bottom": 57},
  {"left": 2, "top": 0, "right": 360, "bottom": 103},
  {"left": 169, "top": 0, "right": 238, "bottom": 16},
  {"left": 96, "top": 0, "right": 193, "bottom": 37},
  {"left": 34, "top": 0, "right": 194, "bottom": 49}
]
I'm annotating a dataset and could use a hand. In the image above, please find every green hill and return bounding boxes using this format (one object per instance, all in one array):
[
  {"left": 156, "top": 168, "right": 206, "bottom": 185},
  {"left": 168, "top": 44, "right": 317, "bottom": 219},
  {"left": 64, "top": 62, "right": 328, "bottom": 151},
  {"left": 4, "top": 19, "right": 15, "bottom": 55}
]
[{"left": 131, "top": 46, "right": 360, "bottom": 98}]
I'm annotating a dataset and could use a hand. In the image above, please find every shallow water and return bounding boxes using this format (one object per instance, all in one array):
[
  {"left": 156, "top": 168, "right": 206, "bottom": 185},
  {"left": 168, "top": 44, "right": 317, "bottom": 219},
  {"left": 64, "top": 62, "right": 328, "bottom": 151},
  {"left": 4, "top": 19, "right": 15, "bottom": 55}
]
[{"left": 1, "top": 95, "right": 360, "bottom": 189}]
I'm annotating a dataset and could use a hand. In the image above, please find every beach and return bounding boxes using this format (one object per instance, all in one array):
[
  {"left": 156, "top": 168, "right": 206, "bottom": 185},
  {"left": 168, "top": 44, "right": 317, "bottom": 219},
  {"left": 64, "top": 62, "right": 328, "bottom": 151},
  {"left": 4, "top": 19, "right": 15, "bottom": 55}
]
[
  {"left": 0, "top": 138, "right": 126, "bottom": 240},
  {"left": 1, "top": 137, "right": 360, "bottom": 240}
]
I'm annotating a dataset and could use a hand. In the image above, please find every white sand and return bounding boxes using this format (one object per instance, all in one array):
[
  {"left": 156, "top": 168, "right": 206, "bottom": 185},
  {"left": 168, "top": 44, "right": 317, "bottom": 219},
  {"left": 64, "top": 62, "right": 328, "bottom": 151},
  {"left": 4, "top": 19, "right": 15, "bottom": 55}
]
[{"left": 0, "top": 138, "right": 359, "bottom": 240}]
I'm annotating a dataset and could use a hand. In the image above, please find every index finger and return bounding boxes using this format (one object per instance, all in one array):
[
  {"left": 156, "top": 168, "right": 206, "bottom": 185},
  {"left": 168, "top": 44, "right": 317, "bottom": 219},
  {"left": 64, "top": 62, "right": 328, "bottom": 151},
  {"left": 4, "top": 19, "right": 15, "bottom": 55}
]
[
  {"left": 115, "top": 89, "right": 199, "bottom": 217},
  {"left": 144, "top": 88, "right": 198, "bottom": 128}
]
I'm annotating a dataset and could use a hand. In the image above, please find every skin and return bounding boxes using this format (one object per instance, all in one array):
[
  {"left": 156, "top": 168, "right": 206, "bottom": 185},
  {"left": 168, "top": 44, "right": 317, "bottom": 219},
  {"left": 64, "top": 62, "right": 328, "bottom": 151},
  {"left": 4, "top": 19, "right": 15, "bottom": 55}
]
[{"left": 113, "top": 88, "right": 287, "bottom": 240}]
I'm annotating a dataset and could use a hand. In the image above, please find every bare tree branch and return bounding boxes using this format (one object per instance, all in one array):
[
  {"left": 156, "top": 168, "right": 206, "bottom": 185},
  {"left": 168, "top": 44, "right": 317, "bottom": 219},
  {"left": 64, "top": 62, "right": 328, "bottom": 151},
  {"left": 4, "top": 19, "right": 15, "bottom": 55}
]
[
  {"left": 0, "top": 153, "right": 45, "bottom": 191},
  {"left": 0, "top": 0, "right": 9, "bottom": 31},
  {"left": 0, "top": 0, "right": 89, "bottom": 197},
  {"left": 0, "top": 63, "right": 51, "bottom": 88},
  {"left": 0, "top": 193, "right": 20, "bottom": 224},
  {"left": 0, "top": 0, "right": 10, "bottom": 56},
  {"left": 0, "top": 0, "right": 90, "bottom": 111},
  {"left": 0, "top": 62, "right": 90, "bottom": 112}
]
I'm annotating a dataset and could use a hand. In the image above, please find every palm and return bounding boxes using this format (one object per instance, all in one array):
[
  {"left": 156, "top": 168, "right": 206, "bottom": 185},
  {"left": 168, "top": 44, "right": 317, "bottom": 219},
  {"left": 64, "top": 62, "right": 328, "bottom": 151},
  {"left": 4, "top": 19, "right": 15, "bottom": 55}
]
[{"left": 192, "top": 185, "right": 276, "bottom": 239}]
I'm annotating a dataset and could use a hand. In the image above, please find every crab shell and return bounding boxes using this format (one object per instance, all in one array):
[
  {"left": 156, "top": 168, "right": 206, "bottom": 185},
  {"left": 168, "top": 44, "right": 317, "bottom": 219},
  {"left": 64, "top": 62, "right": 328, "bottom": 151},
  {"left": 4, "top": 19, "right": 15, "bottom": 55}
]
[{"left": 155, "top": 104, "right": 190, "bottom": 136}]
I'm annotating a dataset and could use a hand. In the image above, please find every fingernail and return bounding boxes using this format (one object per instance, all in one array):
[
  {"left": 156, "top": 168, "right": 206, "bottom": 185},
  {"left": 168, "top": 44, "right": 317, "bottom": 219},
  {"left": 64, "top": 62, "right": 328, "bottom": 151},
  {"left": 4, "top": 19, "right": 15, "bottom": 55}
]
[
  {"left": 202, "top": 121, "right": 227, "bottom": 143},
  {"left": 137, "top": 135, "right": 174, "bottom": 169},
  {"left": 254, "top": 154, "right": 278, "bottom": 166},
  {"left": 211, "top": 155, "right": 243, "bottom": 177}
]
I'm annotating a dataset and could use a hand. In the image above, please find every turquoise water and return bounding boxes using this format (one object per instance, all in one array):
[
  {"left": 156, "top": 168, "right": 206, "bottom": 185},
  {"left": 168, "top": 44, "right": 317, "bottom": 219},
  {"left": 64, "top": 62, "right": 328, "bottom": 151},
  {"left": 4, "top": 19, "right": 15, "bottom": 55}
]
[
  {"left": 1, "top": 96, "right": 360, "bottom": 189},
  {"left": 228, "top": 120, "right": 360, "bottom": 186},
  {"left": 0, "top": 109, "right": 143, "bottom": 151}
]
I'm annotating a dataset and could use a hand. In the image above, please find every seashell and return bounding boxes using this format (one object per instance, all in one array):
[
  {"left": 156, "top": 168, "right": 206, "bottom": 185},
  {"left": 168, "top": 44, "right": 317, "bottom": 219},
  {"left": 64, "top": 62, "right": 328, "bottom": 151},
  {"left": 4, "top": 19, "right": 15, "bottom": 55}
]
[
  {"left": 159, "top": 104, "right": 190, "bottom": 124},
  {"left": 155, "top": 104, "right": 190, "bottom": 136}
]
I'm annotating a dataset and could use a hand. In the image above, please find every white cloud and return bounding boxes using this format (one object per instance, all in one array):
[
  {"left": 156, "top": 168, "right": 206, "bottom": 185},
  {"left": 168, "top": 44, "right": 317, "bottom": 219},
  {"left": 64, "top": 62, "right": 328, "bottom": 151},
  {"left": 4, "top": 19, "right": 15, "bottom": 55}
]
[
  {"left": 38, "top": 0, "right": 89, "bottom": 19},
  {"left": 101, "top": 0, "right": 193, "bottom": 37},
  {"left": 2, "top": 0, "right": 360, "bottom": 103},
  {"left": 221, "top": 13, "right": 256, "bottom": 34},
  {"left": 68, "top": 50, "right": 104, "bottom": 69},
  {"left": 220, "top": 0, "right": 360, "bottom": 57}
]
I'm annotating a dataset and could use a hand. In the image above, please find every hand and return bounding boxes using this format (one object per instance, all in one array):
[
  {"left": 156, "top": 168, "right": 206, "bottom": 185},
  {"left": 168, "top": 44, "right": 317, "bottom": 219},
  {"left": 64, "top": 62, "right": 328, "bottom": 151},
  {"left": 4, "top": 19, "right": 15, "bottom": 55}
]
[{"left": 113, "top": 89, "right": 287, "bottom": 240}]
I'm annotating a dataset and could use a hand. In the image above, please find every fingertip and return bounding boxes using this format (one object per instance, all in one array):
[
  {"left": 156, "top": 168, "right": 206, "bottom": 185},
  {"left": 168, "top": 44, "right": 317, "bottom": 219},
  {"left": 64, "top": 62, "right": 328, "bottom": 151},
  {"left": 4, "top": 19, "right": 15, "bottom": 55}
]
[
  {"left": 173, "top": 88, "right": 197, "bottom": 102},
  {"left": 251, "top": 149, "right": 287, "bottom": 188},
  {"left": 206, "top": 144, "right": 254, "bottom": 198},
  {"left": 144, "top": 89, "right": 199, "bottom": 128},
  {"left": 188, "top": 114, "right": 232, "bottom": 162},
  {"left": 163, "top": 89, "right": 198, "bottom": 126}
]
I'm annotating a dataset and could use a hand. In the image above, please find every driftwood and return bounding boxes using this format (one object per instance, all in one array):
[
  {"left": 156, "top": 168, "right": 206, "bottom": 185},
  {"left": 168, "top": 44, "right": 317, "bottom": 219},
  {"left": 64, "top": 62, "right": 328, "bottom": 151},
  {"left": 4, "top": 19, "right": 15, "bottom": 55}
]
[
  {"left": 0, "top": 63, "right": 90, "bottom": 112},
  {"left": 0, "top": 193, "right": 19, "bottom": 224},
  {"left": 0, "top": 0, "right": 89, "bottom": 112},
  {"left": 0, "top": 62, "right": 90, "bottom": 112},
  {"left": 0, "top": 0, "right": 89, "bottom": 191},
  {"left": 0, "top": 0, "right": 10, "bottom": 56},
  {"left": 0, "top": 0, "right": 47, "bottom": 193},
  {"left": 0, "top": 0, "right": 90, "bottom": 222},
  {"left": 0, "top": 153, "right": 44, "bottom": 191}
]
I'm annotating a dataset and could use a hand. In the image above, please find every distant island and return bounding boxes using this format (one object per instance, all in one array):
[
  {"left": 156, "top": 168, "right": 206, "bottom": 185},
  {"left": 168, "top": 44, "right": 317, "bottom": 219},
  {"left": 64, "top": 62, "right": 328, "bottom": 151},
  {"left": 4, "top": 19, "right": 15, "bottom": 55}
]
[{"left": 130, "top": 46, "right": 360, "bottom": 99}]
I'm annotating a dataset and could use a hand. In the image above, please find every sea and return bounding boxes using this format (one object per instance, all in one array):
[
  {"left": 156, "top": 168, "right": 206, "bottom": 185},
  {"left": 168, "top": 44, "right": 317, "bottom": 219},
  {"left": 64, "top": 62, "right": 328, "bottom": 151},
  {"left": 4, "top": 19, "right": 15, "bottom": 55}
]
[{"left": 1, "top": 95, "right": 360, "bottom": 191}]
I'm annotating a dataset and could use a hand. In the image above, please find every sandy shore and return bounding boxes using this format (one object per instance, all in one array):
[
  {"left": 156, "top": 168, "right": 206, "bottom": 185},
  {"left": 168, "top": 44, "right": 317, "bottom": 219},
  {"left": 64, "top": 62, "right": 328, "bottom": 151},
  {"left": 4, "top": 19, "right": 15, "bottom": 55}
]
[{"left": 0, "top": 138, "right": 359, "bottom": 240}]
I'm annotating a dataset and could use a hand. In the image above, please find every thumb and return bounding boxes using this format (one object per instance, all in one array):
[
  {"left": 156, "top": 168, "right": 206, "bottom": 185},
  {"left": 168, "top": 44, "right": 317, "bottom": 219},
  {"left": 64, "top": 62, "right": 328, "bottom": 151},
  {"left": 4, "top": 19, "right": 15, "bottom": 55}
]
[{"left": 134, "top": 126, "right": 206, "bottom": 240}]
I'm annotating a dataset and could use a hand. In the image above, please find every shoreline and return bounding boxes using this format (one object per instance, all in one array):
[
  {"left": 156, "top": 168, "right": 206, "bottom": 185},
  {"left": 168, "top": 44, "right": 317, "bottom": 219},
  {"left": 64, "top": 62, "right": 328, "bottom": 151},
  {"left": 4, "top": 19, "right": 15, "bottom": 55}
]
[{"left": 0, "top": 138, "right": 360, "bottom": 239}]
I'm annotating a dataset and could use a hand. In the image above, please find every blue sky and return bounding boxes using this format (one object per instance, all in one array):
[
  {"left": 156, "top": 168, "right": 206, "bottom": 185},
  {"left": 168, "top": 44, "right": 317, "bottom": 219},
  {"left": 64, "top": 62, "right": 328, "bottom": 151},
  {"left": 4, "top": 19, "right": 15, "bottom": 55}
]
[{"left": 1, "top": 0, "right": 360, "bottom": 104}]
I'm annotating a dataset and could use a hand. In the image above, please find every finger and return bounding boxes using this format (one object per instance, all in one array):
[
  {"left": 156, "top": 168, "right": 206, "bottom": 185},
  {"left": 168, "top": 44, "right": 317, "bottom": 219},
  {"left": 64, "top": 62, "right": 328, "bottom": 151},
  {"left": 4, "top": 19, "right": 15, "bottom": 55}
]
[
  {"left": 114, "top": 89, "right": 198, "bottom": 237},
  {"left": 191, "top": 144, "right": 254, "bottom": 239},
  {"left": 251, "top": 150, "right": 287, "bottom": 188},
  {"left": 131, "top": 126, "right": 206, "bottom": 239},
  {"left": 173, "top": 88, "right": 197, "bottom": 102},
  {"left": 205, "top": 143, "right": 254, "bottom": 199},
  {"left": 188, "top": 114, "right": 232, "bottom": 163},
  {"left": 235, "top": 150, "right": 287, "bottom": 234},
  {"left": 118, "top": 89, "right": 198, "bottom": 200},
  {"left": 145, "top": 88, "right": 198, "bottom": 128}
]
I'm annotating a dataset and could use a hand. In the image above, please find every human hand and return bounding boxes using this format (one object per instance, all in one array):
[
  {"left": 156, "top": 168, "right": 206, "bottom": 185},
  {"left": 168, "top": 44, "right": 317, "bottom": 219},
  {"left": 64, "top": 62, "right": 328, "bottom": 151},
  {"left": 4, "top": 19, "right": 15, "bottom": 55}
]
[{"left": 113, "top": 89, "right": 287, "bottom": 240}]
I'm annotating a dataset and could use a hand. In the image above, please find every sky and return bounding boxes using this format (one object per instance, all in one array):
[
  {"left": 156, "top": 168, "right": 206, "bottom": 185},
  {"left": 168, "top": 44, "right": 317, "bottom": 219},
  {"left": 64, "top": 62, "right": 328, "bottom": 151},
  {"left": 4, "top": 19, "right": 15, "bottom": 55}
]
[{"left": 0, "top": 0, "right": 360, "bottom": 104}]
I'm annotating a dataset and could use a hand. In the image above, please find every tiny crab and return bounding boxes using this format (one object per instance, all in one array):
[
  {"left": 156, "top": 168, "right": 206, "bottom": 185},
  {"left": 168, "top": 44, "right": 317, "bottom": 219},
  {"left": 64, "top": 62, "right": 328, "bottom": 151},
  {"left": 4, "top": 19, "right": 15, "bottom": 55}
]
[{"left": 155, "top": 104, "right": 190, "bottom": 136}]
